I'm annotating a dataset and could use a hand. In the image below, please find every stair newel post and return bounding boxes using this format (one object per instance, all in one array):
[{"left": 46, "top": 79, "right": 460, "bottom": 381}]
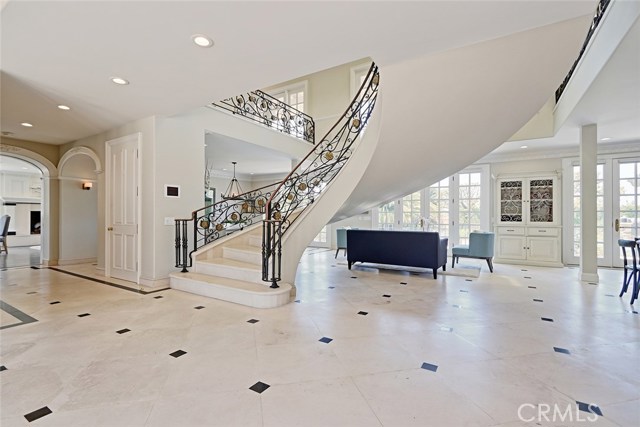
[
  {"left": 274, "top": 220, "right": 282, "bottom": 287},
  {"left": 174, "top": 220, "right": 182, "bottom": 269},
  {"left": 182, "top": 219, "right": 190, "bottom": 272},
  {"left": 269, "top": 219, "right": 280, "bottom": 288},
  {"left": 261, "top": 218, "right": 270, "bottom": 282}
]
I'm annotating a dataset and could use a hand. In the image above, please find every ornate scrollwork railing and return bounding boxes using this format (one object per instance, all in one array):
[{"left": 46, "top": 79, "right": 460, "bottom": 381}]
[
  {"left": 211, "top": 90, "right": 315, "bottom": 143},
  {"left": 174, "top": 182, "right": 279, "bottom": 272},
  {"left": 262, "top": 63, "right": 380, "bottom": 288},
  {"left": 555, "top": 0, "right": 611, "bottom": 102},
  {"left": 174, "top": 63, "right": 379, "bottom": 276}
]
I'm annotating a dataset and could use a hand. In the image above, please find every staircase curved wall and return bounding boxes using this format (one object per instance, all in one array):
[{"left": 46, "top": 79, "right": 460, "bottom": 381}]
[{"left": 332, "top": 15, "right": 592, "bottom": 221}]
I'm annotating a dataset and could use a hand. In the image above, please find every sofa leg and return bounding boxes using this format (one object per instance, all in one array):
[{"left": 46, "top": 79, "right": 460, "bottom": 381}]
[
  {"left": 486, "top": 258, "right": 493, "bottom": 273},
  {"left": 348, "top": 261, "right": 352, "bottom": 270},
  {"left": 443, "top": 263, "right": 446, "bottom": 271},
  {"left": 433, "top": 269, "right": 437, "bottom": 279}
]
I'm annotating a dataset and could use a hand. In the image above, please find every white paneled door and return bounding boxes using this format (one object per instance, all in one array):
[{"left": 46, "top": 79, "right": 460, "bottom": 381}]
[{"left": 106, "top": 134, "right": 140, "bottom": 282}]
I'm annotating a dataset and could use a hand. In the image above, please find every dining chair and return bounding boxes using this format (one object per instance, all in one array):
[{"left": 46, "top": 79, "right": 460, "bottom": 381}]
[
  {"left": 0, "top": 215, "right": 10, "bottom": 254},
  {"left": 617, "top": 239, "right": 639, "bottom": 304}
]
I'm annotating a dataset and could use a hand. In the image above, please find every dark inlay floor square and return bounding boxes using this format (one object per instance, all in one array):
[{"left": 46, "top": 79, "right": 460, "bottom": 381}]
[
  {"left": 169, "top": 350, "right": 187, "bottom": 358},
  {"left": 553, "top": 347, "right": 570, "bottom": 355},
  {"left": 319, "top": 337, "right": 333, "bottom": 344},
  {"left": 452, "top": 304, "right": 462, "bottom": 308},
  {"left": 351, "top": 276, "right": 357, "bottom": 279},
  {"left": 24, "top": 406, "right": 52, "bottom": 422},
  {"left": 27, "top": 292, "right": 37, "bottom": 295},
  {"left": 465, "top": 279, "right": 472, "bottom": 282},
  {"left": 154, "top": 296, "right": 164, "bottom": 299},
  {"left": 524, "top": 276, "right": 532, "bottom": 279},
  {"left": 400, "top": 282, "right": 407, "bottom": 285},
  {"left": 30, "top": 266, "right": 40, "bottom": 270},
  {"left": 328, "top": 286, "right": 335, "bottom": 289},
  {"left": 294, "top": 300, "right": 301, "bottom": 303},
  {"left": 383, "top": 294, "right": 391, "bottom": 298},
  {"left": 533, "top": 299, "right": 543, "bottom": 302},
  {"left": 421, "top": 362, "right": 438, "bottom": 372},
  {"left": 541, "top": 317, "right": 554, "bottom": 322},
  {"left": 605, "top": 294, "right": 615, "bottom": 297},
  {"left": 588, "top": 282, "right": 598, "bottom": 286},
  {"left": 77, "top": 313, "right": 91, "bottom": 317},
  {"left": 194, "top": 306, "right": 205, "bottom": 310},
  {"left": 116, "top": 328, "right": 131, "bottom": 334},
  {"left": 49, "top": 301, "right": 61, "bottom": 305},
  {"left": 357, "top": 311, "right": 368, "bottom": 316},
  {"left": 576, "top": 401, "right": 603, "bottom": 416},
  {"left": 521, "top": 269, "right": 528, "bottom": 271},
  {"left": 0, "top": 365, "right": 6, "bottom": 371},
  {"left": 528, "top": 286, "right": 537, "bottom": 289},
  {"left": 249, "top": 381, "right": 270, "bottom": 394},
  {"left": 247, "top": 319, "right": 259, "bottom": 324},
  {"left": 460, "top": 290, "right": 469, "bottom": 293}
]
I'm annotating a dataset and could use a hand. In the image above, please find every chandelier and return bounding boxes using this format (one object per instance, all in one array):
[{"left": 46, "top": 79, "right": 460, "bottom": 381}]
[{"left": 222, "top": 161, "right": 245, "bottom": 200}]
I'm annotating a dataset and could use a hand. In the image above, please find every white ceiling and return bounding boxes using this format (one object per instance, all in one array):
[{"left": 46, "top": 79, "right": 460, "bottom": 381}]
[
  {"left": 0, "top": 155, "right": 43, "bottom": 174},
  {"left": 205, "top": 131, "right": 293, "bottom": 177},
  {"left": 1, "top": 0, "right": 598, "bottom": 145}
]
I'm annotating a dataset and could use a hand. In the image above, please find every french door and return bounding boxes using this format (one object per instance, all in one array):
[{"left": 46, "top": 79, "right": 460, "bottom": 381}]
[
  {"left": 373, "top": 166, "right": 490, "bottom": 249},
  {"left": 563, "top": 156, "right": 640, "bottom": 267}
]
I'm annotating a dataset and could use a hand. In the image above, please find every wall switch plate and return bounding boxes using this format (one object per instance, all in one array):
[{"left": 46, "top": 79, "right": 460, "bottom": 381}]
[{"left": 164, "top": 217, "right": 174, "bottom": 225}]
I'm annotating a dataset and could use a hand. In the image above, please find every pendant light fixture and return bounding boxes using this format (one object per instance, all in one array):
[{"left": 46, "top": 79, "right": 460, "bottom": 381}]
[{"left": 222, "top": 161, "right": 245, "bottom": 200}]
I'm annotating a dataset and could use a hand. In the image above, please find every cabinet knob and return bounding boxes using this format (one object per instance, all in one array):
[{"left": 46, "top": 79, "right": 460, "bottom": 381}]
[{"left": 107, "top": 227, "right": 113, "bottom": 231}]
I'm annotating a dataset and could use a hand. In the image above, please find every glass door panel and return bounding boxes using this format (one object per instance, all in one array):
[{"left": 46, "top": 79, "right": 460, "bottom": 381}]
[
  {"left": 429, "top": 178, "right": 450, "bottom": 237},
  {"left": 401, "top": 191, "right": 421, "bottom": 230},
  {"left": 615, "top": 160, "right": 640, "bottom": 267},
  {"left": 458, "top": 172, "right": 481, "bottom": 246},
  {"left": 377, "top": 201, "right": 396, "bottom": 230},
  {"left": 500, "top": 180, "right": 523, "bottom": 222}
]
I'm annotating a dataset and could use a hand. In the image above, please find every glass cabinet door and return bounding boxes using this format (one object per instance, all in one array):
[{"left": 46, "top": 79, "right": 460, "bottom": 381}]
[
  {"left": 500, "top": 180, "right": 523, "bottom": 223},
  {"left": 529, "top": 179, "right": 554, "bottom": 223}
]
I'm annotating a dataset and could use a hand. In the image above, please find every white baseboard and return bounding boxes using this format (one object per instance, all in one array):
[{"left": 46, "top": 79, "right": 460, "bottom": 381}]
[
  {"left": 580, "top": 272, "right": 599, "bottom": 283},
  {"left": 58, "top": 257, "right": 97, "bottom": 266},
  {"left": 139, "top": 277, "right": 170, "bottom": 288},
  {"left": 42, "top": 259, "right": 58, "bottom": 266}
]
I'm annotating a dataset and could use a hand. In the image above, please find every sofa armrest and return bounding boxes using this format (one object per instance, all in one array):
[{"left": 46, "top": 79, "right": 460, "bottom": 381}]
[{"left": 438, "top": 238, "right": 449, "bottom": 266}]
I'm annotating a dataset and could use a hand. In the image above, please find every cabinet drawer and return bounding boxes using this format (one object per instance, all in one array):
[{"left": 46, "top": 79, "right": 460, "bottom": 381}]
[
  {"left": 528, "top": 227, "right": 558, "bottom": 237},
  {"left": 499, "top": 227, "right": 525, "bottom": 235}
]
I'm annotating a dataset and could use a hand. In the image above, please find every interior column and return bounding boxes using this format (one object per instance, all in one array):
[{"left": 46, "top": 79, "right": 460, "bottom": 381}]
[{"left": 580, "top": 124, "right": 599, "bottom": 283}]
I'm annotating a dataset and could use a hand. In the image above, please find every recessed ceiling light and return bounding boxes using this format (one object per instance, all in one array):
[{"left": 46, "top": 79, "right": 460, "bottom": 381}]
[
  {"left": 222, "top": 168, "right": 227, "bottom": 171},
  {"left": 57, "top": 105, "right": 71, "bottom": 111},
  {"left": 21, "top": 122, "right": 33, "bottom": 127},
  {"left": 192, "top": 34, "right": 214, "bottom": 48},
  {"left": 22, "top": 167, "right": 28, "bottom": 170},
  {"left": 111, "top": 77, "right": 129, "bottom": 85},
  {"left": 601, "top": 137, "right": 611, "bottom": 141},
  {"left": 520, "top": 145, "right": 528, "bottom": 149}
]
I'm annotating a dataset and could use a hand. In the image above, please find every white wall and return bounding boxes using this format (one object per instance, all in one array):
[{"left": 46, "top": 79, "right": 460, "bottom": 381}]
[
  {"left": 265, "top": 58, "right": 371, "bottom": 141},
  {"left": 59, "top": 155, "right": 97, "bottom": 264}
]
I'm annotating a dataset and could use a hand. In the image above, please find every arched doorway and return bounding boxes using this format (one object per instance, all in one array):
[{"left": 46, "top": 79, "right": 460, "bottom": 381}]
[{"left": 0, "top": 146, "right": 57, "bottom": 267}]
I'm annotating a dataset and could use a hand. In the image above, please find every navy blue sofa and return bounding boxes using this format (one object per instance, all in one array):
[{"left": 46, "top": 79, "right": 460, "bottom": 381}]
[{"left": 347, "top": 229, "right": 449, "bottom": 279}]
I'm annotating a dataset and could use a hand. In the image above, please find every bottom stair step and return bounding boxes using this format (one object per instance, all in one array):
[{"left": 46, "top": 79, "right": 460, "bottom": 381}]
[{"left": 170, "top": 272, "right": 291, "bottom": 308}]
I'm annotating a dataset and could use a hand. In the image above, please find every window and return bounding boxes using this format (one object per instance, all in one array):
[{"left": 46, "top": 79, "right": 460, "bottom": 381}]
[
  {"left": 429, "top": 178, "right": 450, "bottom": 237},
  {"left": 270, "top": 83, "right": 307, "bottom": 113}
]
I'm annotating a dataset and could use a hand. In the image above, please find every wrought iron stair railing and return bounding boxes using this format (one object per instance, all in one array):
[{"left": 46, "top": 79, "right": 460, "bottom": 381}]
[
  {"left": 211, "top": 89, "right": 315, "bottom": 143},
  {"left": 555, "top": 0, "right": 611, "bottom": 102},
  {"left": 262, "top": 63, "right": 380, "bottom": 288},
  {"left": 174, "top": 63, "right": 379, "bottom": 278},
  {"left": 174, "top": 181, "right": 279, "bottom": 272}
]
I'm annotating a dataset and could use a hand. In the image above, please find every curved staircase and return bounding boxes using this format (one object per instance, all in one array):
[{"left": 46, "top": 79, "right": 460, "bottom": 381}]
[{"left": 170, "top": 14, "right": 594, "bottom": 308}]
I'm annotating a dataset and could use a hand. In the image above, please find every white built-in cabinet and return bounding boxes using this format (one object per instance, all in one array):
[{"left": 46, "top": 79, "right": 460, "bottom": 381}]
[{"left": 494, "top": 174, "right": 562, "bottom": 267}]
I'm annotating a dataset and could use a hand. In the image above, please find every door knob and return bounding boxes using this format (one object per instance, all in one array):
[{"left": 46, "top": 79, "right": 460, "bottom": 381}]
[
  {"left": 107, "top": 227, "right": 113, "bottom": 231},
  {"left": 615, "top": 219, "right": 620, "bottom": 232}
]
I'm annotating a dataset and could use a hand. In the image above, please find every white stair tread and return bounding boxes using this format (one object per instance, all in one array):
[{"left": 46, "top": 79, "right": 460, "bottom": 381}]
[
  {"left": 224, "top": 243, "right": 261, "bottom": 253},
  {"left": 198, "top": 257, "right": 261, "bottom": 270},
  {"left": 171, "top": 272, "right": 289, "bottom": 294}
]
